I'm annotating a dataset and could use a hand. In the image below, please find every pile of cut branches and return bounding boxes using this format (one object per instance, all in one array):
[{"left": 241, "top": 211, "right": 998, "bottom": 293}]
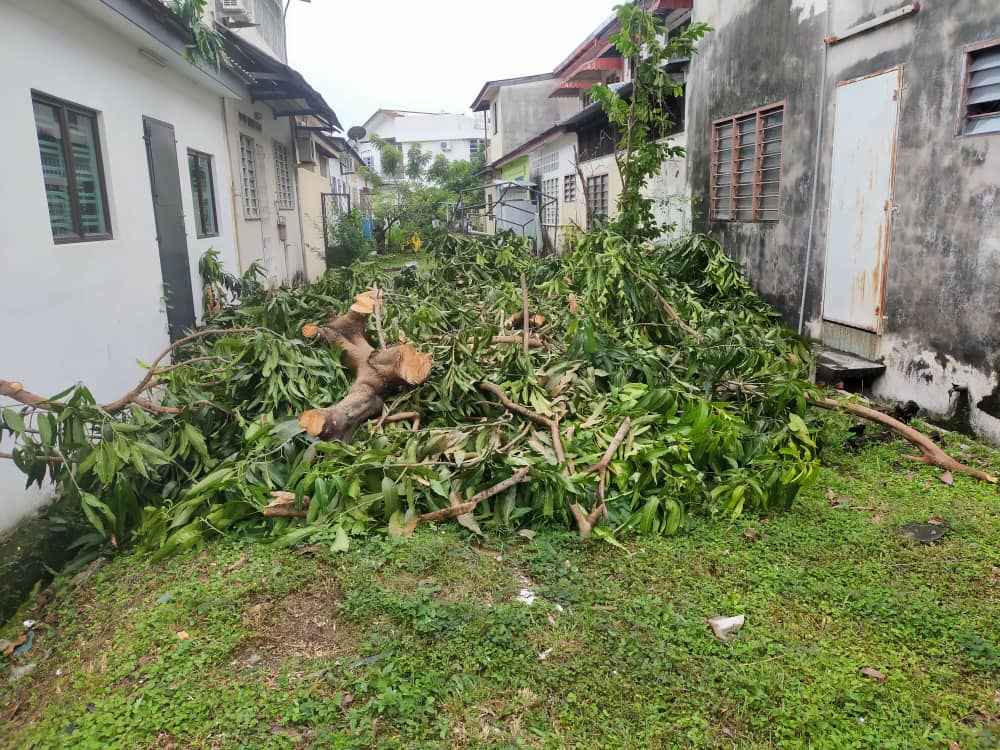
[{"left": 2, "top": 229, "right": 991, "bottom": 557}]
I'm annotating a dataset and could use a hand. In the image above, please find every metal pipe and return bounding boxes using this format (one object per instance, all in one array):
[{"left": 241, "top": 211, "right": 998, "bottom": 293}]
[{"left": 797, "top": 3, "right": 832, "bottom": 335}]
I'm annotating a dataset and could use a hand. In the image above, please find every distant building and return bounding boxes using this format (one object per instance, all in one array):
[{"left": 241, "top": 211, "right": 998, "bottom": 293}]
[
  {"left": 357, "top": 109, "right": 485, "bottom": 180},
  {"left": 467, "top": 1, "right": 692, "bottom": 252}
]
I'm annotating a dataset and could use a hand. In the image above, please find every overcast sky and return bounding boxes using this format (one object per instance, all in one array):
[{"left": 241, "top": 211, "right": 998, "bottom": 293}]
[{"left": 285, "top": 0, "right": 618, "bottom": 132}]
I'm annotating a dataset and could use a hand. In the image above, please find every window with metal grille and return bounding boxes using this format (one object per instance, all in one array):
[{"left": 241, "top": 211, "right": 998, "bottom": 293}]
[
  {"left": 187, "top": 150, "right": 218, "bottom": 238},
  {"left": 273, "top": 140, "right": 295, "bottom": 209},
  {"left": 564, "top": 174, "right": 577, "bottom": 202},
  {"left": 710, "top": 103, "right": 784, "bottom": 222},
  {"left": 239, "top": 134, "right": 259, "bottom": 218},
  {"left": 469, "top": 138, "right": 485, "bottom": 155},
  {"left": 31, "top": 91, "right": 111, "bottom": 242},
  {"left": 961, "top": 40, "right": 1000, "bottom": 136},
  {"left": 586, "top": 174, "right": 609, "bottom": 220},
  {"left": 541, "top": 177, "right": 559, "bottom": 226}
]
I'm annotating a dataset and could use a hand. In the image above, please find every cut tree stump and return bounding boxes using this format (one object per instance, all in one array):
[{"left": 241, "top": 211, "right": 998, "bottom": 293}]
[{"left": 299, "top": 290, "right": 433, "bottom": 441}]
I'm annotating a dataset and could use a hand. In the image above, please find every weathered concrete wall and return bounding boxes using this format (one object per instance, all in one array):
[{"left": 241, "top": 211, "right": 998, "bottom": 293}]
[
  {"left": 688, "top": 0, "right": 1000, "bottom": 441},
  {"left": 494, "top": 81, "right": 580, "bottom": 162}
]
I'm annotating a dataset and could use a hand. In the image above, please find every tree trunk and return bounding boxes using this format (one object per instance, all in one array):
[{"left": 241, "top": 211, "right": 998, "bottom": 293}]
[{"left": 299, "top": 290, "right": 432, "bottom": 442}]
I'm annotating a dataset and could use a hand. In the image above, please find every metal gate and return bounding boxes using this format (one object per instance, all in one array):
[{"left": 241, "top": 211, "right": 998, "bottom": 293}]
[{"left": 822, "top": 66, "right": 902, "bottom": 333}]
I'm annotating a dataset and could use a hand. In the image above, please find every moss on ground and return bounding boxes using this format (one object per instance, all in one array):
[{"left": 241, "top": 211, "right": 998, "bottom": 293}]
[{"left": 1, "top": 426, "right": 998, "bottom": 749}]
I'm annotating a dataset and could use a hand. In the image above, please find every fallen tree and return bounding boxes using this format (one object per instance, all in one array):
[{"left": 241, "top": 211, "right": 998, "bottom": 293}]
[{"left": 2, "top": 227, "right": 991, "bottom": 559}]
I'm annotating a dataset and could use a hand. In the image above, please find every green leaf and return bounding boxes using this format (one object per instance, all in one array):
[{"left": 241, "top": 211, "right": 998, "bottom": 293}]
[
  {"left": 330, "top": 526, "right": 350, "bottom": 553},
  {"left": 2, "top": 408, "right": 25, "bottom": 434}
]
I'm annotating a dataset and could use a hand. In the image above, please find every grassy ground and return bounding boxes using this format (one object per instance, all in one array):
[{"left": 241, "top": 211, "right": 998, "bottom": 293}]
[{"left": 1, "top": 426, "right": 998, "bottom": 749}]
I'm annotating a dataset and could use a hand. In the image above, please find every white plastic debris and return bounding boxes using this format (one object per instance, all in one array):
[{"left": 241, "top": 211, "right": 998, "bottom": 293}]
[
  {"left": 22, "top": 619, "right": 36, "bottom": 629},
  {"left": 707, "top": 614, "right": 745, "bottom": 642},
  {"left": 516, "top": 589, "right": 536, "bottom": 605}
]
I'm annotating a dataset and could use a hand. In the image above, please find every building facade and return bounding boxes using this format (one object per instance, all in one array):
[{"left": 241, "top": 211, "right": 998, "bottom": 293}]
[
  {"left": 686, "top": 0, "right": 1000, "bottom": 441},
  {"left": 0, "top": 0, "right": 339, "bottom": 532}
]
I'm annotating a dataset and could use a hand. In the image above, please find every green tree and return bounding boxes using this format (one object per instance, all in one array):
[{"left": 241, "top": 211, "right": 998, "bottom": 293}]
[
  {"left": 370, "top": 134, "right": 402, "bottom": 178},
  {"left": 590, "top": 5, "right": 709, "bottom": 238},
  {"left": 406, "top": 144, "right": 432, "bottom": 181}
]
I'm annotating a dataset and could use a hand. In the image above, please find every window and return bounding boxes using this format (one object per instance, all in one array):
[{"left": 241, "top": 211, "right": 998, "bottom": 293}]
[
  {"left": 586, "top": 174, "right": 609, "bottom": 220},
  {"left": 187, "top": 150, "right": 218, "bottom": 238},
  {"left": 31, "top": 92, "right": 111, "bottom": 242},
  {"left": 541, "top": 177, "right": 559, "bottom": 226},
  {"left": 239, "top": 133, "right": 259, "bottom": 218},
  {"left": 363, "top": 153, "right": 375, "bottom": 170},
  {"left": 469, "top": 138, "right": 485, "bottom": 155},
  {"left": 960, "top": 40, "right": 1000, "bottom": 135},
  {"left": 319, "top": 157, "right": 329, "bottom": 179},
  {"left": 564, "top": 174, "right": 577, "bottom": 202},
  {"left": 491, "top": 101, "right": 498, "bottom": 135},
  {"left": 539, "top": 150, "right": 559, "bottom": 174},
  {"left": 711, "top": 103, "right": 784, "bottom": 222},
  {"left": 273, "top": 140, "right": 295, "bottom": 209}
]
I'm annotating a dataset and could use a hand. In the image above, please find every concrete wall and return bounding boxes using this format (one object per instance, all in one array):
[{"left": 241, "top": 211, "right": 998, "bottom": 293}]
[
  {"left": 488, "top": 81, "right": 581, "bottom": 164},
  {"left": 687, "top": 0, "right": 1000, "bottom": 441},
  {"left": 0, "top": 0, "right": 241, "bottom": 531},
  {"left": 222, "top": 98, "right": 306, "bottom": 286},
  {"left": 644, "top": 132, "right": 691, "bottom": 237},
  {"left": 297, "top": 147, "right": 331, "bottom": 281}
]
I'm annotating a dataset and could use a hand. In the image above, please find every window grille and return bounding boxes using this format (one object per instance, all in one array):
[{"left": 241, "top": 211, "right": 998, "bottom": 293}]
[
  {"left": 239, "top": 133, "right": 259, "bottom": 218},
  {"left": 711, "top": 103, "right": 784, "bottom": 222},
  {"left": 541, "top": 177, "right": 559, "bottom": 226},
  {"left": 273, "top": 140, "right": 295, "bottom": 209},
  {"left": 961, "top": 41, "right": 1000, "bottom": 135}
]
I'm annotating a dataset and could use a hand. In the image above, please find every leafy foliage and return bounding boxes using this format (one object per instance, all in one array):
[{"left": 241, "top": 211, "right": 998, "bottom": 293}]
[
  {"left": 1, "top": 225, "right": 822, "bottom": 559},
  {"left": 405, "top": 144, "right": 432, "bottom": 181},
  {"left": 589, "top": 6, "right": 709, "bottom": 238},
  {"left": 167, "top": 0, "right": 227, "bottom": 70},
  {"left": 325, "top": 209, "right": 371, "bottom": 268}
]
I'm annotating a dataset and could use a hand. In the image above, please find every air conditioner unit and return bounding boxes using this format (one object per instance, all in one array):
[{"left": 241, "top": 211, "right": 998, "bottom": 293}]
[
  {"left": 220, "top": 0, "right": 252, "bottom": 22},
  {"left": 440, "top": 141, "right": 451, "bottom": 151},
  {"left": 295, "top": 135, "right": 316, "bottom": 164}
]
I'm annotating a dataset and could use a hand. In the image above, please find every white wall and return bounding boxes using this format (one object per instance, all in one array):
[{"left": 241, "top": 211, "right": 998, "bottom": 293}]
[
  {"left": 0, "top": 0, "right": 240, "bottom": 531},
  {"left": 222, "top": 98, "right": 306, "bottom": 286}
]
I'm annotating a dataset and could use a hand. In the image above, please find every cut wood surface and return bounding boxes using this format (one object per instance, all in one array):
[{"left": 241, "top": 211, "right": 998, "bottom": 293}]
[{"left": 299, "top": 290, "right": 433, "bottom": 441}]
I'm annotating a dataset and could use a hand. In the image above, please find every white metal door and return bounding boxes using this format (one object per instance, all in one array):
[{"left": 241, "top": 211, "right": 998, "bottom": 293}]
[{"left": 822, "top": 66, "right": 901, "bottom": 333}]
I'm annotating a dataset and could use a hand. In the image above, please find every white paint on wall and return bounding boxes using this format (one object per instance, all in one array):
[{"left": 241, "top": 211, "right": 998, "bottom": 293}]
[
  {"left": 0, "top": 0, "right": 240, "bottom": 532},
  {"left": 873, "top": 336, "right": 1000, "bottom": 444},
  {"left": 791, "top": 0, "right": 828, "bottom": 21}
]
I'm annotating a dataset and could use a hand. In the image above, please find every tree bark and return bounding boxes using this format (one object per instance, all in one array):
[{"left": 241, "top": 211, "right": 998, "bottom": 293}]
[{"left": 299, "top": 291, "right": 433, "bottom": 442}]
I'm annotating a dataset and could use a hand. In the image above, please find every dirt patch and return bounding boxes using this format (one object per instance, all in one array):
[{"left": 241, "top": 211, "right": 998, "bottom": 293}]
[{"left": 240, "top": 580, "right": 355, "bottom": 662}]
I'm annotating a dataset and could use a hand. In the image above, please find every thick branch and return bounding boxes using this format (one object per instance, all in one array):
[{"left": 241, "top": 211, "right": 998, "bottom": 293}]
[
  {"left": 638, "top": 277, "right": 703, "bottom": 340},
  {"left": 809, "top": 398, "right": 997, "bottom": 483},
  {"left": 3, "top": 329, "right": 258, "bottom": 416},
  {"left": 300, "top": 291, "right": 432, "bottom": 441},
  {"left": 418, "top": 467, "right": 530, "bottom": 522},
  {"left": 262, "top": 491, "right": 310, "bottom": 518},
  {"left": 520, "top": 272, "right": 530, "bottom": 357},
  {"left": 573, "top": 417, "right": 631, "bottom": 538},
  {"left": 477, "top": 382, "right": 565, "bottom": 464}
]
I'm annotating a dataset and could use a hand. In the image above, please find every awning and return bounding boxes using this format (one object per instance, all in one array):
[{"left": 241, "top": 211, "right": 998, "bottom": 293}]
[{"left": 219, "top": 26, "right": 341, "bottom": 131}]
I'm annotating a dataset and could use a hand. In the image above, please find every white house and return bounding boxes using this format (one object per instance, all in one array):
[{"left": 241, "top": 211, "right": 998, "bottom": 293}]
[
  {"left": 0, "top": 0, "right": 339, "bottom": 533},
  {"left": 358, "top": 109, "right": 486, "bottom": 179}
]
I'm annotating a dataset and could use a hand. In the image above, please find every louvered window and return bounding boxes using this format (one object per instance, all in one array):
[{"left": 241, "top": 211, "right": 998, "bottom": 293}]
[
  {"left": 541, "top": 177, "right": 559, "bottom": 226},
  {"left": 962, "top": 41, "right": 1000, "bottom": 136},
  {"left": 239, "top": 134, "right": 259, "bottom": 218},
  {"left": 273, "top": 141, "right": 295, "bottom": 209},
  {"left": 711, "top": 103, "right": 783, "bottom": 222}
]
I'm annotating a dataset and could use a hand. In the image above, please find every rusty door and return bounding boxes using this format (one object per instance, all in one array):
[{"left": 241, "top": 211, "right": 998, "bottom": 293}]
[{"left": 822, "top": 66, "right": 901, "bottom": 333}]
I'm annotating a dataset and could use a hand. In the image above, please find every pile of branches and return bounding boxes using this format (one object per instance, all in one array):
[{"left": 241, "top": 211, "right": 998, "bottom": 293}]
[{"left": 2, "top": 229, "right": 992, "bottom": 557}]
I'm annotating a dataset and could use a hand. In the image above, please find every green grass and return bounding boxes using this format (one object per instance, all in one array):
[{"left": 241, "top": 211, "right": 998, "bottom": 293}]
[
  {"left": 2, "top": 427, "right": 998, "bottom": 749},
  {"left": 375, "top": 250, "right": 436, "bottom": 273}
]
